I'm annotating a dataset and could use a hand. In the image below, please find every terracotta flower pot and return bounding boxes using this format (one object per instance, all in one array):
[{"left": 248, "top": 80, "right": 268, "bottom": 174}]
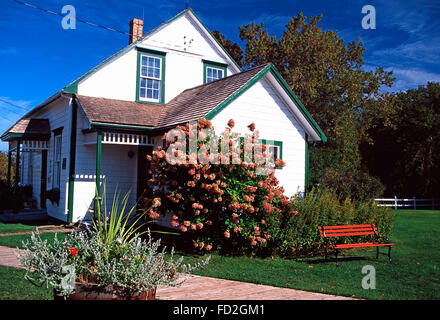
[{"left": 54, "top": 283, "right": 156, "bottom": 300}]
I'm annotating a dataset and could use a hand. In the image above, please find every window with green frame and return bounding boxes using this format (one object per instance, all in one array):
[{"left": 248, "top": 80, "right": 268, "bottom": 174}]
[
  {"left": 261, "top": 139, "right": 283, "bottom": 169},
  {"left": 136, "top": 49, "right": 166, "bottom": 104},
  {"left": 203, "top": 60, "right": 227, "bottom": 83},
  {"left": 239, "top": 137, "right": 283, "bottom": 169}
]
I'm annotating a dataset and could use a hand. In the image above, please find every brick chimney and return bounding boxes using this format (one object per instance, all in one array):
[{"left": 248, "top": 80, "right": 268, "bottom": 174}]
[{"left": 129, "top": 18, "right": 143, "bottom": 44}]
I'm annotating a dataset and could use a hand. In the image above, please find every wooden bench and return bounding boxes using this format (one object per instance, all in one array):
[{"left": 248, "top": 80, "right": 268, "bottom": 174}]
[{"left": 318, "top": 224, "right": 393, "bottom": 266}]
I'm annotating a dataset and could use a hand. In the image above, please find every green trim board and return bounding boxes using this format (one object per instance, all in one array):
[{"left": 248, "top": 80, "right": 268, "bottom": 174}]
[
  {"left": 136, "top": 49, "right": 166, "bottom": 104},
  {"left": 205, "top": 64, "right": 327, "bottom": 143},
  {"left": 63, "top": 8, "right": 241, "bottom": 95},
  {"left": 94, "top": 131, "right": 103, "bottom": 218},
  {"left": 203, "top": 60, "right": 227, "bottom": 84}
]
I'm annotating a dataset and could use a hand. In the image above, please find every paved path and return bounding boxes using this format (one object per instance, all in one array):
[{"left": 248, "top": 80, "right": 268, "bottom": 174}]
[
  {"left": 0, "top": 244, "right": 354, "bottom": 300},
  {"left": 157, "top": 274, "right": 353, "bottom": 300}
]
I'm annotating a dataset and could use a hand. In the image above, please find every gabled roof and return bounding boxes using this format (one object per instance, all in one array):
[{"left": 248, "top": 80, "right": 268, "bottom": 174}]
[
  {"left": 74, "top": 64, "right": 326, "bottom": 142},
  {"left": 63, "top": 8, "right": 241, "bottom": 94},
  {"left": 1, "top": 119, "right": 51, "bottom": 141},
  {"left": 157, "top": 65, "right": 267, "bottom": 127}
]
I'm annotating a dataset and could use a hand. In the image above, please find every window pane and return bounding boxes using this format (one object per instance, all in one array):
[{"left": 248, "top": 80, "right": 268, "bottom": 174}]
[
  {"left": 140, "top": 78, "right": 146, "bottom": 88},
  {"left": 147, "top": 89, "right": 153, "bottom": 98},
  {"left": 142, "top": 56, "right": 148, "bottom": 66},
  {"left": 154, "top": 59, "right": 160, "bottom": 68},
  {"left": 153, "top": 80, "right": 159, "bottom": 89},
  {"left": 153, "top": 90, "right": 159, "bottom": 99},
  {"left": 140, "top": 88, "right": 146, "bottom": 97},
  {"left": 218, "top": 70, "right": 223, "bottom": 78},
  {"left": 207, "top": 68, "right": 212, "bottom": 77},
  {"left": 153, "top": 68, "right": 160, "bottom": 78}
]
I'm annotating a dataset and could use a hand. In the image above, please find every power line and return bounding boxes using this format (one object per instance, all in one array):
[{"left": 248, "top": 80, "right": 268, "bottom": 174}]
[
  {"left": 13, "top": 0, "right": 190, "bottom": 50},
  {"left": 13, "top": 0, "right": 131, "bottom": 36},
  {"left": 0, "top": 112, "right": 15, "bottom": 123},
  {"left": 0, "top": 98, "right": 29, "bottom": 111}
]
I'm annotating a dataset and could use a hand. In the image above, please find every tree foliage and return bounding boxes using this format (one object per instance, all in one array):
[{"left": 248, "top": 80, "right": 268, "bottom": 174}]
[
  {"left": 362, "top": 82, "right": 440, "bottom": 197},
  {"left": 237, "top": 12, "right": 395, "bottom": 199}
]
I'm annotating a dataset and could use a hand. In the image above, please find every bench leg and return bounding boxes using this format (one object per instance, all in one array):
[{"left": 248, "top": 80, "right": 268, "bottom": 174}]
[
  {"left": 376, "top": 246, "right": 380, "bottom": 259},
  {"left": 335, "top": 249, "right": 339, "bottom": 267},
  {"left": 388, "top": 246, "right": 392, "bottom": 263}
]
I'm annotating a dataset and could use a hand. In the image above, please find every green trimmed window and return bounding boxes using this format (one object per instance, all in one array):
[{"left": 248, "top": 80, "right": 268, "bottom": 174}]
[
  {"left": 136, "top": 49, "right": 166, "bottom": 104},
  {"left": 261, "top": 139, "right": 283, "bottom": 169},
  {"left": 203, "top": 60, "right": 227, "bottom": 83}
]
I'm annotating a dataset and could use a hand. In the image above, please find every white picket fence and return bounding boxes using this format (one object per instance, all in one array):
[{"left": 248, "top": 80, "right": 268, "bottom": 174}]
[{"left": 374, "top": 197, "right": 439, "bottom": 210}]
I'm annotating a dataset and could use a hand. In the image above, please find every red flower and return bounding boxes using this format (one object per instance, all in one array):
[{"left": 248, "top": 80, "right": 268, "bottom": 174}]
[
  {"left": 247, "top": 123, "right": 256, "bottom": 132},
  {"left": 227, "top": 119, "right": 235, "bottom": 128},
  {"left": 70, "top": 247, "right": 77, "bottom": 256}
]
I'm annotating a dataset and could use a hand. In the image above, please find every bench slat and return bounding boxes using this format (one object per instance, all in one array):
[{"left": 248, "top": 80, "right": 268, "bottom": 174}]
[
  {"left": 321, "top": 231, "right": 376, "bottom": 237},
  {"left": 321, "top": 224, "right": 375, "bottom": 230},
  {"left": 325, "top": 242, "right": 394, "bottom": 249},
  {"left": 322, "top": 227, "right": 377, "bottom": 233}
]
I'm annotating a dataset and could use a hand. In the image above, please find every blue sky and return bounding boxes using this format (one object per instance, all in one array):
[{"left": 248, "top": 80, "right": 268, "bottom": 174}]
[{"left": 1, "top": 0, "right": 439, "bottom": 151}]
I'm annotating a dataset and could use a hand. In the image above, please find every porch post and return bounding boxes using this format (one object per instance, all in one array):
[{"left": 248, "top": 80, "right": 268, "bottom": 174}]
[
  {"left": 14, "top": 140, "right": 21, "bottom": 187},
  {"left": 7, "top": 143, "right": 12, "bottom": 186},
  {"left": 95, "top": 131, "right": 103, "bottom": 216}
]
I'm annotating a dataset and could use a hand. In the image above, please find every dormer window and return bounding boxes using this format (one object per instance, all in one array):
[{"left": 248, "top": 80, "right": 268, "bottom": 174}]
[
  {"left": 203, "top": 60, "right": 227, "bottom": 83},
  {"left": 136, "top": 48, "right": 166, "bottom": 104}
]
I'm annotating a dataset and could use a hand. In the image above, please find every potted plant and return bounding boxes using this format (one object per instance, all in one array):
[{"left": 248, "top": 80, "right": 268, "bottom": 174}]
[{"left": 16, "top": 187, "right": 210, "bottom": 300}]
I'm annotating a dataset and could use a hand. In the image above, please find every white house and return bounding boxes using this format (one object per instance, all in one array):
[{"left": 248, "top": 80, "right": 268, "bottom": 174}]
[{"left": 1, "top": 8, "right": 326, "bottom": 223}]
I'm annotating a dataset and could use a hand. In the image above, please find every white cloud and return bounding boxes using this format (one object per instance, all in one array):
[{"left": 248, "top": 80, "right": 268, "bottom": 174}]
[{"left": 387, "top": 67, "right": 440, "bottom": 92}]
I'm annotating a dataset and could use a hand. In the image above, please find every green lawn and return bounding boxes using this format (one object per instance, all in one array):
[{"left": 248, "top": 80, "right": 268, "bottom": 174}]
[
  {"left": 0, "top": 266, "right": 52, "bottom": 300},
  {"left": 0, "top": 221, "right": 63, "bottom": 234},
  {"left": 0, "top": 232, "right": 68, "bottom": 249},
  {"left": 182, "top": 210, "right": 440, "bottom": 300},
  {"left": 0, "top": 222, "right": 40, "bottom": 234},
  {"left": 0, "top": 210, "right": 438, "bottom": 300}
]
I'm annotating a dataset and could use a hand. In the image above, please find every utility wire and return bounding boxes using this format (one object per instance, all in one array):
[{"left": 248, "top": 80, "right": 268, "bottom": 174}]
[
  {"left": 13, "top": 0, "right": 199, "bottom": 53},
  {"left": 0, "top": 112, "right": 15, "bottom": 123},
  {"left": 13, "top": 0, "right": 131, "bottom": 36},
  {"left": 0, "top": 98, "right": 29, "bottom": 111}
]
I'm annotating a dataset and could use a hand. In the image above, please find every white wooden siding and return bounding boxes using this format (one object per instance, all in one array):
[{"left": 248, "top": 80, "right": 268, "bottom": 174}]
[
  {"left": 72, "top": 113, "right": 140, "bottom": 222},
  {"left": 28, "top": 98, "right": 71, "bottom": 220},
  {"left": 210, "top": 77, "right": 306, "bottom": 197}
]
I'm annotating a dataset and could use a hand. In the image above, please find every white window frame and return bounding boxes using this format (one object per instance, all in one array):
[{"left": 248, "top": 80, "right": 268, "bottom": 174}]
[
  {"left": 205, "top": 66, "right": 224, "bottom": 83},
  {"left": 139, "top": 54, "right": 162, "bottom": 103},
  {"left": 53, "top": 134, "right": 62, "bottom": 189}
]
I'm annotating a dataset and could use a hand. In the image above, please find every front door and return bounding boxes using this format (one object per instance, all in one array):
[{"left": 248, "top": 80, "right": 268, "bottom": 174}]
[{"left": 137, "top": 146, "right": 153, "bottom": 207}]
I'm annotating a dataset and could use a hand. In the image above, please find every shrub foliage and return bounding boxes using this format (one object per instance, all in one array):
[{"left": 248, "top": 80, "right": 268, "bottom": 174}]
[{"left": 144, "top": 119, "right": 291, "bottom": 255}]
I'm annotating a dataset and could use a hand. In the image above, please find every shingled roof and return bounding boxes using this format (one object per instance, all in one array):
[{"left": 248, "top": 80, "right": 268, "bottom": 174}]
[
  {"left": 1, "top": 119, "right": 51, "bottom": 140},
  {"left": 75, "top": 64, "right": 268, "bottom": 129},
  {"left": 76, "top": 95, "right": 163, "bottom": 128},
  {"left": 156, "top": 64, "right": 268, "bottom": 127}
]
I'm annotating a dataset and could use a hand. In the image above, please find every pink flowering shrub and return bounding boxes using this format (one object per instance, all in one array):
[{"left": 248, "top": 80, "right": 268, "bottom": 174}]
[{"left": 144, "top": 118, "right": 291, "bottom": 255}]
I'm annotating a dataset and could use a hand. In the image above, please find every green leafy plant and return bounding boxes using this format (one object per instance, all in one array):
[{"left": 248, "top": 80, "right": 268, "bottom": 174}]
[
  {"left": 16, "top": 186, "right": 210, "bottom": 299},
  {"left": 91, "top": 184, "right": 159, "bottom": 247},
  {"left": 273, "top": 187, "right": 393, "bottom": 256},
  {"left": 16, "top": 229, "right": 210, "bottom": 298}
]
